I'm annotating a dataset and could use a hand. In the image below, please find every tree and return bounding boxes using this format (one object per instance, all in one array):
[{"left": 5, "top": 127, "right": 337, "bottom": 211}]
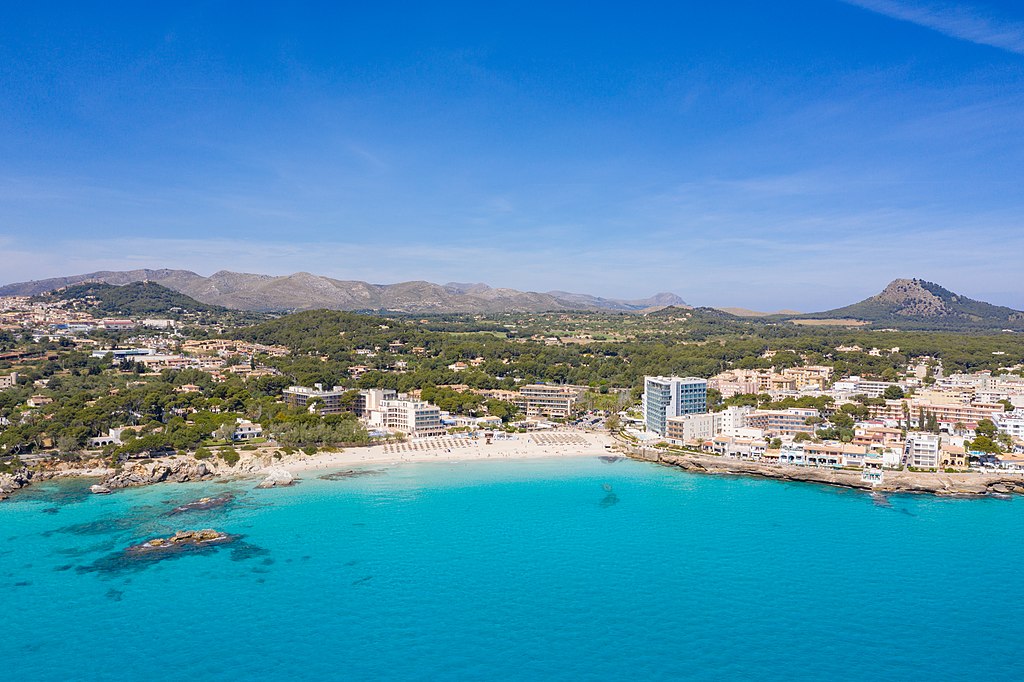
[
  {"left": 485, "top": 399, "right": 518, "bottom": 423},
  {"left": 214, "top": 422, "right": 235, "bottom": 442},
  {"left": 605, "top": 413, "right": 621, "bottom": 432},
  {"left": 883, "top": 385, "right": 904, "bottom": 400},
  {"left": 968, "top": 435, "right": 1001, "bottom": 454},
  {"left": 976, "top": 419, "right": 998, "bottom": 439},
  {"left": 56, "top": 433, "right": 81, "bottom": 454}
]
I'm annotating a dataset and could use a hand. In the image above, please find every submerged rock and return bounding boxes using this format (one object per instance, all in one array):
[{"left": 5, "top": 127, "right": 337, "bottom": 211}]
[
  {"left": 89, "top": 484, "right": 112, "bottom": 495},
  {"left": 318, "top": 469, "right": 383, "bottom": 481},
  {"left": 169, "top": 494, "right": 234, "bottom": 514},
  {"left": 256, "top": 467, "right": 294, "bottom": 489}
]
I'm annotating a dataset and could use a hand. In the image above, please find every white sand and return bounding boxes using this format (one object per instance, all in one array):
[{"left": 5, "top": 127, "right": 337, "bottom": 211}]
[{"left": 279, "top": 430, "right": 617, "bottom": 474}]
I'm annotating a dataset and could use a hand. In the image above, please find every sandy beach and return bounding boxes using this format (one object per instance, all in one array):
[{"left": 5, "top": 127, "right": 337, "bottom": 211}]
[{"left": 281, "top": 430, "right": 617, "bottom": 473}]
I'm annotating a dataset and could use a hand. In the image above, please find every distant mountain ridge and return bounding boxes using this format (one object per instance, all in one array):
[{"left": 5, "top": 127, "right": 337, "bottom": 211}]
[
  {"left": 0, "top": 269, "right": 687, "bottom": 314},
  {"left": 798, "top": 278, "right": 1024, "bottom": 330}
]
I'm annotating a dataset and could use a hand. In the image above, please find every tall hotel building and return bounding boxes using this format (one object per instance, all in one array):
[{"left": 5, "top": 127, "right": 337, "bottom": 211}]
[{"left": 643, "top": 376, "right": 708, "bottom": 436}]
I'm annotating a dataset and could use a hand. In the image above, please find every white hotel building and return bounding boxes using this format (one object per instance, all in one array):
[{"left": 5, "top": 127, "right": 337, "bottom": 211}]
[{"left": 643, "top": 376, "right": 708, "bottom": 436}]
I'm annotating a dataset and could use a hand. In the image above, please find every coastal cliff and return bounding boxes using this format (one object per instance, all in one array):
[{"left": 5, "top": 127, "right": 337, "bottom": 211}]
[
  {"left": 630, "top": 449, "right": 1024, "bottom": 496},
  {"left": 0, "top": 467, "right": 33, "bottom": 501},
  {"left": 100, "top": 458, "right": 218, "bottom": 489}
]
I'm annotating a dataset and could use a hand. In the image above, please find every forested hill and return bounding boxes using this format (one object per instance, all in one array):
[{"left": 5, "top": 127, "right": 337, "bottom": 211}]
[
  {"left": 797, "top": 279, "right": 1024, "bottom": 331},
  {"left": 35, "top": 282, "right": 226, "bottom": 317},
  {"left": 234, "top": 310, "right": 435, "bottom": 354}
]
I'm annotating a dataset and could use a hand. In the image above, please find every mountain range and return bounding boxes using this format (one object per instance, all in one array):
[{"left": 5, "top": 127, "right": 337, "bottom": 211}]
[
  {"left": 0, "top": 269, "right": 688, "bottom": 314},
  {"left": 2, "top": 270, "right": 1020, "bottom": 330}
]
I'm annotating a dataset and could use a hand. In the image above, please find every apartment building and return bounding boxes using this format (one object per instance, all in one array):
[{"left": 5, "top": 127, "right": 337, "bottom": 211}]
[
  {"left": 853, "top": 425, "right": 904, "bottom": 449},
  {"left": 353, "top": 388, "right": 397, "bottom": 418},
  {"left": 871, "top": 398, "right": 1003, "bottom": 428},
  {"left": 101, "top": 319, "right": 136, "bottom": 331},
  {"left": 514, "top": 384, "right": 584, "bottom": 419},
  {"left": 0, "top": 372, "right": 17, "bottom": 391},
  {"left": 282, "top": 384, "right": 350, "bottom": 414},
  {"left": 666, "top": 412, "right": 716, "bottom": 444},
  {"left": 833, "top": 376, "right": 901, "bottom": 398},
  {"left": 744, "top": 408, "right": 818, "bottom": 437},
  {"left": 906, "top": 433, "right": 941, "bottom": 469},
  {"left": 714, "top": 405, "right": 754, "bottom": 437},
  {"left": 377, "top": 399, "right": 444, "bottom": 437},
  {"left": 709, "top": 435, "right": 767, "bottom": 460},
  {"left": 643, "top": 376, "right": 708, "bottom": 436},
  {"left": 777, "top": 443, "right": 855, "bottom": 467},
  {"left": 783, "top": 365, "right": 833, "bottom": 390},
  {"left": 709, "top": 366, "right": 834, "bottom": 398},
  {"left": 993, "top": 410, "right": 1024, "bottom": 440}
]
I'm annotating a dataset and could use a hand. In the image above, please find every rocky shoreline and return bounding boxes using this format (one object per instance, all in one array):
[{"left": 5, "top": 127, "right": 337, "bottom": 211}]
[
  {"left": 0, "top": 467, "right": 33, "bottom": 501},
  {"left": 0, "top": 452, "right": 278, "bottom": 501},
  {"left": 629, "top": 448, "right": 1024, "bottom": 496}
]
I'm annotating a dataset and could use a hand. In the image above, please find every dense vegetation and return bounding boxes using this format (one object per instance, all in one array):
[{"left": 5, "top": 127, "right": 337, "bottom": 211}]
[
  {"left": 34, "top": 282, "right": 228, "bottom": 318},
  {"left": 2, "top": 305, "right": 1023, "bottom": 459},
  {"left": 234, "top": 310, "right": 1024, "bottom": 395}
]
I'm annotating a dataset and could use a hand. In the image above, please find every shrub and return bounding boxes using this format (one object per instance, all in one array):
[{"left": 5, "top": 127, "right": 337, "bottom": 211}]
[
  {"left": 219, "top": 448, "right": 240, "bottom": 466},
  {"left": 302, "top": 446, "right": 318, "bottom": 456},
  {"left": 194, "top": 447, "right": 212, "bottom": 460}
]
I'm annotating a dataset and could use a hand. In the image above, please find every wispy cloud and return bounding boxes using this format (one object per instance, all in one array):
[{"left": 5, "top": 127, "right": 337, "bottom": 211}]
[{"left": 842, "top": 0, "right": 1024, "bottom": 55}]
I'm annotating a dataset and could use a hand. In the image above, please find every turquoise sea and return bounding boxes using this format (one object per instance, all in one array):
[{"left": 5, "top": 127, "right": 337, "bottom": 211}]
[{"left": 1, "top": 456, "right": 1020, "bottom": 681}]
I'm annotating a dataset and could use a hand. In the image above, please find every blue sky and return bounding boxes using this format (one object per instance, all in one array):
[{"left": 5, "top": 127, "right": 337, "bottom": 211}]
[{"left": 1, "top": 1, "right": 1023, "bottom": 311}]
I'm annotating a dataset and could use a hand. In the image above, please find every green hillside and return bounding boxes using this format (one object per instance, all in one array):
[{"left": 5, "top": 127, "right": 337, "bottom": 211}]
[{"left": 37, "top": 282, "right": 226, "bottom": 317}]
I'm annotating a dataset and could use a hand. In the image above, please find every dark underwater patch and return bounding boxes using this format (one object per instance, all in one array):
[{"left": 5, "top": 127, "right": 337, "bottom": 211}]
[
  {"left": 53, "top": 539, "right": 119, "bottom": 558},
  {"left": 15, "top": 480, "right": 94, "bottom": 507},
  {"left": 230, "top": 542, "right": 270, "bottom": 562},
  {"left": 76, "top": 534, "right": 267, "bottom": 576},
  {"left": 599, "top": 483, "right": 619, "bottom": 508},
  {"left": 45, "top": 517, "right": 139, "bottom": 538},
  {"left": 318, "top": 469, "right": 385, "bottom": 481}
]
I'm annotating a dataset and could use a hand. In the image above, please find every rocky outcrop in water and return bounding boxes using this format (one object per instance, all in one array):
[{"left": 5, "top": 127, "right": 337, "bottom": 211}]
[
  {"left": 256, "top": 467, "right": 295, "bottom": 488},
  {"left": 0, "top": 467, "right": 32, "bottom": 501},
  {"left": 101, "top": 459, "right": 215, "bottom": 491},
  {"left": 169, "top": 494, "right": 235, "bottom": 514},
  {"left": 126, "top": 529, "right": 234, "bottom": 554}
]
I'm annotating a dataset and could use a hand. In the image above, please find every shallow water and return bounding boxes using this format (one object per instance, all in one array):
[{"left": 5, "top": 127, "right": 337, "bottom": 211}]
[{"left": 1, "top": 458, "right": 1019, "bottom": 681}]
